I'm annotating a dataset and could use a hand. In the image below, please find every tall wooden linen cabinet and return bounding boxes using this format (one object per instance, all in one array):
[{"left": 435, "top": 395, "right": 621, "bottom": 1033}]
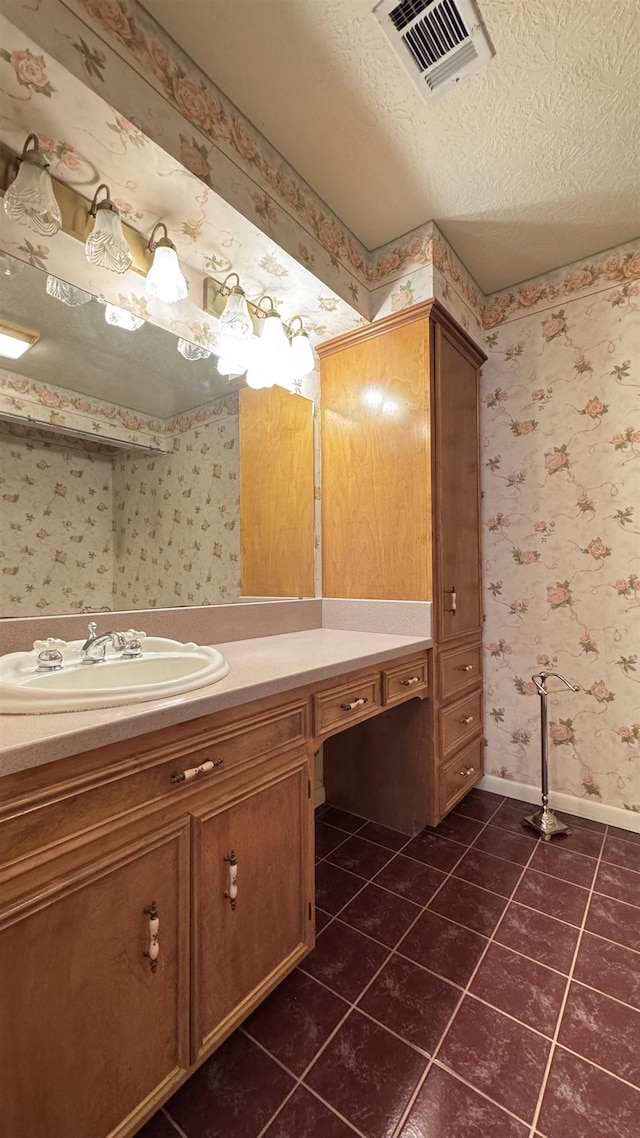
[{"left": 318, "top": 300, "right": 486, "bottom": 830}]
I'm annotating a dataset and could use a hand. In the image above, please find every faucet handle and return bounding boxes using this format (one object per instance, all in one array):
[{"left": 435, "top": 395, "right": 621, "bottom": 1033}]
[
  {"left": 121, "top": 629, "right": 146, "bottom": 659},
  {"left": 87, "top": 621, "right": 98, "bottom": 640},
  {"left": 124, "top": 629, "right": 146, "bottom": 642}
]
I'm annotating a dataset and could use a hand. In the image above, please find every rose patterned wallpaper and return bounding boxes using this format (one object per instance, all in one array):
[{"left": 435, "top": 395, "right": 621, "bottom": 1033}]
[
  {"left": 480, "top": 252, "right": 640, "bottom": 815},
  {"left": 0, "top": 399, "right": 242, "bottom": 616},
  {"left": 0, "top": 421, "right": 115, "bottom": 615},
  {"left": 112, "top": 402, "right": 240, "bottom": 609}
]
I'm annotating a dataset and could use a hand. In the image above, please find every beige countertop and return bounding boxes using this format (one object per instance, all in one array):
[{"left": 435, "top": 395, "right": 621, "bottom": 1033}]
[{"left": 0, "top": 628, "right": 432, "bottom": 778}]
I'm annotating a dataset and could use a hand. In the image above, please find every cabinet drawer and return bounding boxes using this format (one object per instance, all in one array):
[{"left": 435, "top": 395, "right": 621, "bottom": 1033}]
[
  {"left": 0, "top": 701, "right": 308, "bottom": 872},
  {"left": 313, "top": 673, "right": 381, "bottom": 738},
  {"left": 440, "top": 738, "right": 483, "bottom": 814},
  {"left": 439, "top": 642, "right": 482, "bottom": 701},
  {"left": 382, "top": 658, "right": 428, "bottom": 706},
  {"left": 440, "top": 691, "right": 483, "bottom": 759}
]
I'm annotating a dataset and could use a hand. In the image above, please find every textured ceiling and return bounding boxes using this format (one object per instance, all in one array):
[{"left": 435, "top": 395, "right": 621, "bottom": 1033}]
[{"left": 140, "top": 0, "right": 640, "bottom": 292}]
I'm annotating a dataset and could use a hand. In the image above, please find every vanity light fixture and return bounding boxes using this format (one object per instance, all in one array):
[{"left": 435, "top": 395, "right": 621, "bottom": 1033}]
[
  {"left": 247, "top": 295, "right": 290, "bottom": 389},
  {"left": 177, "top": 338, "right": 212, "bottom": 361},
  {"left": 286, "top": 316, "right": 316, "bottom": 378},
  {"left": 3, "top": 133, "right": 62, "bottom": 237},
  {"left": 145, "top": 223, "right": 188, "bottom": 304},
  {"left": 46, "top": 275, "right": 92, "bottom": 307},
  {"left": 0, "top": 319, "right": 39, "bottom": 360},
  {"left": 104, "top": 303, "right": 144, "bottom": 331},
  {"left": 85, "top": 184, "right": 133, "bottom": 274},
  {"left": 217, "top": 273, "right": 253, "bottom": 341}
]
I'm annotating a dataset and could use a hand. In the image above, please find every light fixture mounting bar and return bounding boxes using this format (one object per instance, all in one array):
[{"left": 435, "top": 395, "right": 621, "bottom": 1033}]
[{"left": 0, "top": 139, "right": 151, "bottom": 276}]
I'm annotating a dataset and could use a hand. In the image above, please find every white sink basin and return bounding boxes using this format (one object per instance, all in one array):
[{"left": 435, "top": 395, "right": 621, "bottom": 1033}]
[{"left": 0, "top": 637, "right": 230, "bottom": 714}]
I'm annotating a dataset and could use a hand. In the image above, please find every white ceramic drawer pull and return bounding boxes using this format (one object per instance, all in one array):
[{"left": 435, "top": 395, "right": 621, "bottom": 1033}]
[
  {"left": 224, "top": 850, "right": 238, "bottom": 910},
  {"left": 456, "top": 664, "right": 474, "bottom": 672},
  {"left": 144, "top": 901, "right": 159, "bottom": 972},
  {"left": 170, "top": 758, "right": 223, "bottom": 784},
  {"left": 459, "top": 714, "right": 475, "bottom": 725},
  {"left": 400, "top": 676, "right": 421, "bottom": 687},
  {"left": 340, "top": 697, "right": 368, "bottom": 711},
  {"left": 459, "top": 766, "right": 475, "bottom": 778}
]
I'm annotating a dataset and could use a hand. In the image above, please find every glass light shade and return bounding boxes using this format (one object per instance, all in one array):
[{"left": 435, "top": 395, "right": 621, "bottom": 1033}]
[
  {"left": 145, "top": 244, "right": 188, "bottom": 304},
  {"left": 4, "top": 158, "right": 62, "bottom": 236},
  {"left": 86, "top": 208, "right": 132, "bottom": 274},
  {"left": 46, "top": 275, "right": 92, "bottom": 306},
  {"left": 104, "top": 303, "right": 144, "bottom": 331},
  {"left": 218, "top": 289, "right": 253, "bottom": 340},
  {"left": 177, "top": 338, "right": 211, "bottom": 361},
  {"left": 289, "top": 331, "right": 316, "bottom": 378}
]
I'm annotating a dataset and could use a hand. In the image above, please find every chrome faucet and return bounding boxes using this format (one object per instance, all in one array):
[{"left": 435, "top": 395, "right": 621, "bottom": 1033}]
[
  {"left": 81, "top": 623, "right": 127, "bottom": 664},
  {"left": 80, "top": 623, "right": 146, "bottom": 664}
]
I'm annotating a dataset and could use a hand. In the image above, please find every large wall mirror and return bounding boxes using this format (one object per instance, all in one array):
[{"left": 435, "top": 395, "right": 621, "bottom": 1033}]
[{"left": 0, "top": 254, "right": 315, "bottom": 618}]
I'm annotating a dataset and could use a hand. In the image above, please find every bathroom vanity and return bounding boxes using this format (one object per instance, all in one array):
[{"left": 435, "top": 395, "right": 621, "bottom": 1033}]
[{"left": 0, "top": 631, "right": 429, "bottom": 1138}]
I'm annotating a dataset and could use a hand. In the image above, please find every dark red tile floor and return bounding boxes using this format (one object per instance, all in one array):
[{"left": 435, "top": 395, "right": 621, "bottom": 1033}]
[{"left": 141, "top": 790, "right": 640, "bottom": 1138}]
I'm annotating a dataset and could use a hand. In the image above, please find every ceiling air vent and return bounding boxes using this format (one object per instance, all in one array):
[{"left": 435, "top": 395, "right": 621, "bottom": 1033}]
[{"left": 373, "top": 0, "right": 494, "bottom": 99}]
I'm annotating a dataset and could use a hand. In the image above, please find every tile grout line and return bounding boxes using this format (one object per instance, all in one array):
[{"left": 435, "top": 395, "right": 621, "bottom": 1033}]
[
  {"left": 527, "top": 824, "right": 609, "bottom": 1138},
  {"left": 161, "top": 1105, "right": 189, "bottom": 1138},
  {"left": 390, "top": 828, "right": 544, "bottom": 1137},
  {"left": 282, "top": 807, "right": 509, "bottom": 1136}
]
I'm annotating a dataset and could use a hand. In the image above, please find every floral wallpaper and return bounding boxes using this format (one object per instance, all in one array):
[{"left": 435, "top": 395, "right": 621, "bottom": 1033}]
[
  {"left": 0, "top": 421, "right": 115, "bottom": 615},
  {"left": 481, "top": 249, "right": 640, "bottom": 814},
  {"left": 0, "top": 398, "right": 242, "bottom": 616},
  {"left": 112, "top": 400, "right": 240, "bottom": 609}
]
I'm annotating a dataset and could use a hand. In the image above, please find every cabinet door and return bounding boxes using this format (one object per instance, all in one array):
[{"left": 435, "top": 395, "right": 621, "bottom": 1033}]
[
  {"left": 192, "top": 754, "right": 313, "bottom": 1060},
  {"left": 0, "top": 817, "right": 190, "bottom": 1138},
  {"left": 434, "top": 323, "right": 482, "bottom": 641}
]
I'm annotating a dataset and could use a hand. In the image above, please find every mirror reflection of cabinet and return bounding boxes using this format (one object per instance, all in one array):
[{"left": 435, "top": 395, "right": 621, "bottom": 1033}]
[
  {"left": 0, "top": 254, "right": 315, "bottom": 618},
  {"left": 239, "top": 386, "right": 314, "bottom": 598}
]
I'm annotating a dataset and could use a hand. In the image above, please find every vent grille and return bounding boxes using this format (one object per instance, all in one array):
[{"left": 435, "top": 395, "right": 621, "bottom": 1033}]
[{"left": 374, "top": 0, "right": 493, "bottom": 99}]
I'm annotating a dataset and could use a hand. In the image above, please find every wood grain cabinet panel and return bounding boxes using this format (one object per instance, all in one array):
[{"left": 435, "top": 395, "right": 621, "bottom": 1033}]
[
  {"left": 319, "top": 301, "right": 486, "bottom": 829},
  {"left": 440, "top": 690, "right": 483, "bottom": 759},
  {"left": 382, "top": 658, "right": 428, "bottom": 705},
  {"left": 439, "top": 641, "right": 482, "bottom": 702},
  {"left": 440, "top": 737, "right": 484, "bottom": 814},
  {"left": 0, "top": 817, "right": 191, "bottom": 1138},
  {"left": 191, "top": 754, "right": 313, "bottom": 1062},
  {"left": 313, "top": 673, "right": 381, "bottom": 738}
]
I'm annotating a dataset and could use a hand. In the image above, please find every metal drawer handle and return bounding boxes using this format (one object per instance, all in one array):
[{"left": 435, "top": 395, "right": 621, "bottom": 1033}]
[
  {"left": 445, "top": 586, "right": 457, "bottom": 615},
  {"left": 224, "top": 850, "right": 238, "bottom": 910},
  {"left": 340, "top": 697, "right": 368, "bottom": 711},
  {"left": 459, "top": 715, "right": 475, "bottom": 725},
  {"left": 144, "top": 901, "right": 159, "bottom": 972},
  {"left": 170, "top": 758, "right": 223, "bottom": 784},
  {"left": 459, "top": 766, "right": 475, "bottom": 778},
  {"left": 456, "top": 664, "right": 473, "bottom": 672},
  {"left": 400, "top": 676, "right": 421, "bottom": 687}
]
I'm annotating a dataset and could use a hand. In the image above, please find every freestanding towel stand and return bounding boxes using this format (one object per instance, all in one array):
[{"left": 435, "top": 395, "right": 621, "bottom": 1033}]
[{"left": 523, "top": 671, "right": 580, "bottom": 840}]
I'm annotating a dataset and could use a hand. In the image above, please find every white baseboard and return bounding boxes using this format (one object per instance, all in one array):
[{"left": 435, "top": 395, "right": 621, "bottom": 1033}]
[{"left": 479, "top": 775, "right": 640, "bottom": 834}]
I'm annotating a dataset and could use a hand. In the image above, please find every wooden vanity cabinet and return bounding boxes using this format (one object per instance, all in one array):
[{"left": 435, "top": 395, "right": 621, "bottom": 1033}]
[
  {"left": 319, "top": 300, "right": 486, "bottom": 826},
  {"left": 192, "top": 753, "right": 312, "bottom": 1061},
  {"left": 0, "top": 711, "right": 314, "bottom": 1138},
  {"left": 0, "top": 814, "right": 192, "bottom": 1138}
]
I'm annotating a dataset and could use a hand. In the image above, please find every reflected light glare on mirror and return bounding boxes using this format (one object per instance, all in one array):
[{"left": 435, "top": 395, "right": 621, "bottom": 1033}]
[
  {"left": 0, "top": 321, "right": 39, "bottom": 359},
  {"left": 104, "top": 303, "right": 144, "bottom": 331},
  {"left": 177, "top": 338, "right": 212, "bottom": 361},
  {"left": 46, "top": 275, "right": 92, "bottom": 307}
]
